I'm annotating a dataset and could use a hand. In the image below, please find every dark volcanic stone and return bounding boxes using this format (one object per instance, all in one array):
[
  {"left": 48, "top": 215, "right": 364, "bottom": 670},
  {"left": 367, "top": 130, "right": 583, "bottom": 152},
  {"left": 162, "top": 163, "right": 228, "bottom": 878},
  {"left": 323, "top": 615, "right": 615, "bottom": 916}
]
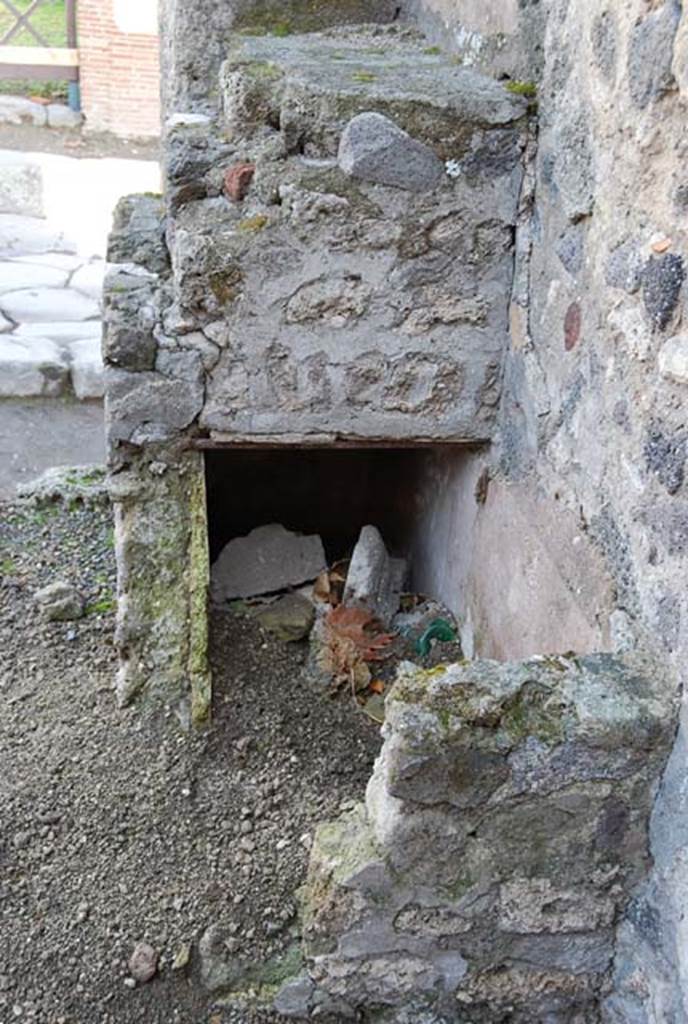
[
  {"left": 642, "top": 254, "right": 685, "bottom": 330},
  {"left": 644, "top": 424, "right": 686, "bottom": 495}
]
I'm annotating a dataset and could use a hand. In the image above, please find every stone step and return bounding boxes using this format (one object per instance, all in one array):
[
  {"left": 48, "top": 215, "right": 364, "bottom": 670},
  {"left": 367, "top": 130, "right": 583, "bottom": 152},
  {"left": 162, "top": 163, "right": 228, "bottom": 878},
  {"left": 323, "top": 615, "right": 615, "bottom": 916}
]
[
  {"left": 0, "top": 327, "right": 104, "bottom": 399},
  {"left": 221, "top": 25, "right": 527, "bottom": 160},
  {"left": 0, "top": 261, "right": 69, "bottom": 295}
]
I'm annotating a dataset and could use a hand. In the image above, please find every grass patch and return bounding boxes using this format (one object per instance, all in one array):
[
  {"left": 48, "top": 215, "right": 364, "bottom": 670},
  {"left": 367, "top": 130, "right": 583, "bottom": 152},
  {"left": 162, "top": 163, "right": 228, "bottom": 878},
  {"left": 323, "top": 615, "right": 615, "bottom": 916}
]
[
  {"left": 86, "top": 594, "right": 116, "bottom": 616},
  {"left": 505, "top": 80, "right": 538, "bottom": 98},
  {"left": 0, "top": 0, "right": 69, "bottom": 100},
  {"left": 352, "top": 71, "right": 377, "bottom": 84}
]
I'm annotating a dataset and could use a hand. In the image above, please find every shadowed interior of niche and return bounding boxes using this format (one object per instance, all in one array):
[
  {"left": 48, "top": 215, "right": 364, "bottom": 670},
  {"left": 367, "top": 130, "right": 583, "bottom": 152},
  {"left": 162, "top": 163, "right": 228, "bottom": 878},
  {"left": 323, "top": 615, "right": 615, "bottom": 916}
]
[{"left": 204, "top": 446, "right": 474, "bottom": 590}]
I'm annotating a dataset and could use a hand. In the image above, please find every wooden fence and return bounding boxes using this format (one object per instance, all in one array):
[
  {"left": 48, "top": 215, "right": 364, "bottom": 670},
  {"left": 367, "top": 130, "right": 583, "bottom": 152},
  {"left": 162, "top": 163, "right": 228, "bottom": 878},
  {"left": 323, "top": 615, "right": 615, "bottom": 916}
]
[{"left": 0, "top": 0, "right": 79, "bottom": 84}]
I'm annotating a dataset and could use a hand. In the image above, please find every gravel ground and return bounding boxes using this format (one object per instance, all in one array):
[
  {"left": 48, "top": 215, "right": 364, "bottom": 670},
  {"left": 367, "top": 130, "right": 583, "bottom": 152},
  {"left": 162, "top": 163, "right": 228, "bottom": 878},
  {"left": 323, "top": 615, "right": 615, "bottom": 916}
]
[{"left": 0, "top": 497, "right": 381, "bottom": 1024}]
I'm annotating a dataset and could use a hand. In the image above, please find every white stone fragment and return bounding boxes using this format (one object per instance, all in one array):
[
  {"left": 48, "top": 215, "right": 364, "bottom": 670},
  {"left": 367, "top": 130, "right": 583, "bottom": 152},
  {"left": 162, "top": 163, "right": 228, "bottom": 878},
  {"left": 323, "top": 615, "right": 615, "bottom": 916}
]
[
  {"left": 0, "top": 335, "right": 68, "bottom": 396},
  {"left": 342, "top": 525, "right": 406, "bottom": 626},
  {"left": 658, "top": 334, "right": 688, "bottom": 384},
  {"left": 69, "top": 337, "right": 104, "bottom": 399},
  {"left": 211, "top": 523, "right": 327, "bottom": 601},
  {"left": 0, "top": 287, "right": 99, "bottom": 323}
]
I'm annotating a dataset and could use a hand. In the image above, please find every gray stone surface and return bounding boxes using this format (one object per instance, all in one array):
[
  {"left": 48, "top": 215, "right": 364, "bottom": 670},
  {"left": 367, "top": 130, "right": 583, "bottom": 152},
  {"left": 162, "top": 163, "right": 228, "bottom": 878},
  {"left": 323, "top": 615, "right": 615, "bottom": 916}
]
[
  {"left": 210, "top": 524, "right": 326, "bottom": 602},
  {"left": 338, "top": 112, "right": 444, "bottom": 192},
  {"left": 0, "top": 335, "right": 67, "bottom": 397},
  {"left": 34, "top": 581, "right": 84, "bottom": 621},
  {"left": 342, "top": 525, "right": 405, "bottom": 626},
  {"left": 289, "top": 654, "right": 675, "bottom": 1022},
  {"left": 627, "top": 1, "right": 681, "bottom": 110}
]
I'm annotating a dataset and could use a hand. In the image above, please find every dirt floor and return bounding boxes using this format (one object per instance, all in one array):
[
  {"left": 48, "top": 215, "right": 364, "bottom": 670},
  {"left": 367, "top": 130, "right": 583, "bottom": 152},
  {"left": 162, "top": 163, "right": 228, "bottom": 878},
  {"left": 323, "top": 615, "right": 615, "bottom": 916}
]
[
  {"left": 0, "top": 497, "right": 381, "bottom": 1024},
  {"left": 0, "top": 123, "right": 160, "bottom": 161}
]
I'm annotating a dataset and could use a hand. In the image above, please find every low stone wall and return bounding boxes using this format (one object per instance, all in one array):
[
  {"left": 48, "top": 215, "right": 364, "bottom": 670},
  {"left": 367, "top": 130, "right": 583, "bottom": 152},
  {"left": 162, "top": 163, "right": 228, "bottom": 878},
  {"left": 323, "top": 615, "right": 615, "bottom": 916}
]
[{"left": 277, "top": 654, "right": 675, "bottom": 1022}]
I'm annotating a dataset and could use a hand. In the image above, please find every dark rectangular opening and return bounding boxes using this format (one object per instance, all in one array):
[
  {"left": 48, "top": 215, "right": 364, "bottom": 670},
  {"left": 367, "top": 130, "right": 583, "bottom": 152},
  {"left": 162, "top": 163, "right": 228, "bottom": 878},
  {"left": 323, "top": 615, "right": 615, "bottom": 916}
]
[{"left": 204, "top": 443, "right": 479, "bottom": 613}]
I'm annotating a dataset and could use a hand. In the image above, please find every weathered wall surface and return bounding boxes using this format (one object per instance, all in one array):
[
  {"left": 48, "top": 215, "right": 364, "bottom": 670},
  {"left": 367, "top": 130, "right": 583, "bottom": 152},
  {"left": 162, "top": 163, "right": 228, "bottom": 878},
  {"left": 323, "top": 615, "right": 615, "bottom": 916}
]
[{"left": 467, "top": 0, "right": 688, "bottom": 1018}]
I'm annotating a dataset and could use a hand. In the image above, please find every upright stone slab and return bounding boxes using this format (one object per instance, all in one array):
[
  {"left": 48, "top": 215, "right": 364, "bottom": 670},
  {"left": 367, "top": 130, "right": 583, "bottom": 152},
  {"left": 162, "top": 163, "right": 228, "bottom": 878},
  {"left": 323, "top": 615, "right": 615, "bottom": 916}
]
[{"left": 288, "top": 654, "right": 675, "bottom": 1022}]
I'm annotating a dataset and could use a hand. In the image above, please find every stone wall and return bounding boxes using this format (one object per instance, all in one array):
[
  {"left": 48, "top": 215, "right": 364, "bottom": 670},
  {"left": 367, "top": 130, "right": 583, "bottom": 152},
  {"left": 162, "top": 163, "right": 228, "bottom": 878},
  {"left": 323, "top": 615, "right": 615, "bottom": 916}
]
[
  {"left": 432, "top": 0, "right": 688, "bottom": 1017},
  {"left": 278, "top": 654, "right": 675, "bottom": 1021}
]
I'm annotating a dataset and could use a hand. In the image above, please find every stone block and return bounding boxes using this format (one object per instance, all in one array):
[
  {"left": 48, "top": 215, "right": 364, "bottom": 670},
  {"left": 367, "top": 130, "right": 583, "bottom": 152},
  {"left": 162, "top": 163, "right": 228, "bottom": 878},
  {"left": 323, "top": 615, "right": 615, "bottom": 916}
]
[
  {"left": 221, "top": 28, "right": 527, "bottom": 158},
  {"left": 288, "top": 654, "right": 675, "bottom": 1022},
  {"left": 338, "top": 112, "right": 444, "bottom": 192},
  {"left": 628, "top": 2, "right": 681, "bottom": 109},
  {"left": 69, "top": 337, "right": 104, "bottom": 400},
  {"left": 107, "top": 194, "right": 169, "bottom": 274},
  {"left": 210, "top": 524, "right": 326, "bottom": 602},
  {"left": 0, "top": 335, "right": 68, "bottom": 397},
  {"left": 104, "top": 368, "right": 204, "bottom": 445},
  {"left": 342, "top": 525, "right": 405, "bottom": 626},
  {"left": 0, "top": 154, "right": 44, "bottom": 217}
]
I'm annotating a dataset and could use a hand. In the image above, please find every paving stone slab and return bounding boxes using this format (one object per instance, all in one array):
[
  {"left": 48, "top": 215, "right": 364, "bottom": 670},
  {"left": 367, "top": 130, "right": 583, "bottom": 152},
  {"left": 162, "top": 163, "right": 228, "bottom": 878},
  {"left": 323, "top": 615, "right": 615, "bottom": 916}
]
[
  {"left": 0, "top": 335, "right": 68, "bottom": 397},
  {"left": 0, "top": 287, "right": 99, "bottom": 323},
  {"left": 0, "top": 262, "right": 69, "bottom": 295},
  {"left": 0, "top": 214, "right": 77, "bottom": 258},
  {"left": 70, "top": 260, "right": 108, "bottom": 300},
  {"left": 11, "top": 253, "right": 85, "bottom": 272},
  {"left": 14, "top": 320, "right": 102, "bottom": 343},
  {"left": 69, "top": 337, "right": 104, "bottom": 399}
]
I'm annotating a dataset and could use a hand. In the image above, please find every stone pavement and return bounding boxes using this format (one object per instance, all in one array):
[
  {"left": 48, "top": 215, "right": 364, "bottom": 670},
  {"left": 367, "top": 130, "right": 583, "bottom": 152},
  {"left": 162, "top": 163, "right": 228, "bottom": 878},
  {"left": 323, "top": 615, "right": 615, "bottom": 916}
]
[
  {"left": 0, "top": 216, "right": 105, "bottom": 399},
  {"left": 0, "top": 147, "right": 160, "bottom": 494}
]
